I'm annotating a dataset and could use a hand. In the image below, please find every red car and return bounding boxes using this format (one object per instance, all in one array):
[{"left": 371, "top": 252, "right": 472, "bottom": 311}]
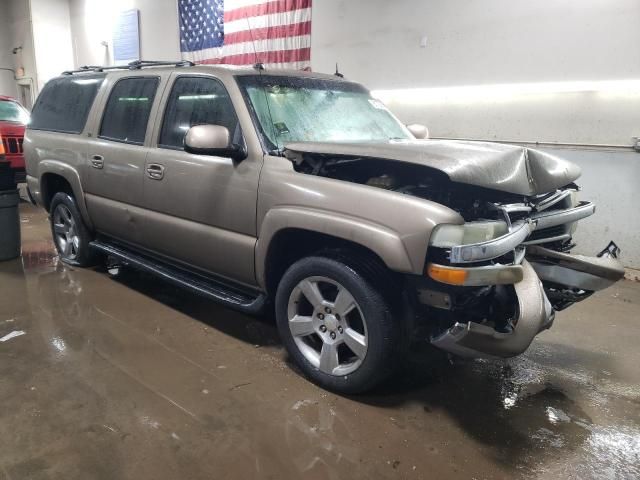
[{"left": 0, "top": 95, "right": 29, "bottom": 183}]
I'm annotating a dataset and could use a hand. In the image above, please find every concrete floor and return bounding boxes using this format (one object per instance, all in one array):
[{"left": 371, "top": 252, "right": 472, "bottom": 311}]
[{"left": 1, "top": 202, "right": 639, "bottom": 480}]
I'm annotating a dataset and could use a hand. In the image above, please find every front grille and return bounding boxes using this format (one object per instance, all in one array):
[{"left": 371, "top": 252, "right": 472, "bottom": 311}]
[
  {"left": 2, "top": 136, "right": 24, "bottom": 155},
  {"left": 527, "top": 225, "right": 567, "bottom": 242}
]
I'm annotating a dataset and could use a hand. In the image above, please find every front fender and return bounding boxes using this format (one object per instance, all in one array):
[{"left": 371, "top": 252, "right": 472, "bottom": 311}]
[
  {"left": 255, "top": 206, "right": 416, "bottom": 289},
  {"left": 255, "top": 156, "right": 466, "bottom": 289}
]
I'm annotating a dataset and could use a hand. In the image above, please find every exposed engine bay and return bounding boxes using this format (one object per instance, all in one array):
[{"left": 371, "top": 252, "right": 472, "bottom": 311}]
[
  {"left": 289, "top": 151, "right": 579, "bottom": 243},
  {"left": 290, "top": 152, "right": 523, "bottom": 221},
  {"left": 287, "top": 149, "right": 625, "bottom": 358}
]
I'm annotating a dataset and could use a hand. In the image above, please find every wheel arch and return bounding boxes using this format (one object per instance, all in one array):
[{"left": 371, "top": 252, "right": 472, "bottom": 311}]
[
  {"left": 256, "top": 207, "right": 415, "bottom": 295},
  {"left": 38, "top": 161, "right": 93, "bottom": 229},
  {"left": 40, "top": 173, "right": 73, "bottom": 211}
]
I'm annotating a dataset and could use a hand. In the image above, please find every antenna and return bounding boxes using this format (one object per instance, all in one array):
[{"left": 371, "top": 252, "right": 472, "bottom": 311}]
[
  {"left": 245, "top": 14, "right": 280, "bottom": 153},
  {"left": 334, "top": 63, "right": 344, "bottom": 78},
  {"left": 245, "top": 14, "right": 263, "bottom": 70}
]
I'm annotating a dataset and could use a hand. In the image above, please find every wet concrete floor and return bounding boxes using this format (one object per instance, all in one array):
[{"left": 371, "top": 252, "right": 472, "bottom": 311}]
[{"left": 1, "top": 202, "right": 639, "bottom": 479}]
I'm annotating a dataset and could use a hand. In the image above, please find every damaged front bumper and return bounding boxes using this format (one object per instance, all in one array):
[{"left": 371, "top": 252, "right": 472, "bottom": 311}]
[
  {"left": 418, "top": 191, "right": 624, "bottom": 358},
  {"left": 527, "top": 242, "right": 624, "bottom": 292},
  {"left": 427, "top": 243, "right": 624, "bottom": 358},
  {"left": 422, "top": 183, "right": 625, "bottom": 359},
  {"left": 431, "top": 260, "right": 554, "bottom": 358}
]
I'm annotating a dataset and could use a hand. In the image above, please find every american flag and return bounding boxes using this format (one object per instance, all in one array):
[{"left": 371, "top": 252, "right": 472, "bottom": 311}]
[{"left": 178, "top": 0, "right": 312, "bottom": 69}]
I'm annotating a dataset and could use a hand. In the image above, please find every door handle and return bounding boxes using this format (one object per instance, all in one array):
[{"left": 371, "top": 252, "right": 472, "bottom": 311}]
[
  {"left": 146, "top": 163, "right": 165, "bottom": 180},
  {"left": 91, "top": 155, "right": 104, "bottom": 169}
]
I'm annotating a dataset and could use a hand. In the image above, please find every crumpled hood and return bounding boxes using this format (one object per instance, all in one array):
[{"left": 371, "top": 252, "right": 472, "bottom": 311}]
[{"left": 284, "top": 139, "right": 581, "bottom": 196}]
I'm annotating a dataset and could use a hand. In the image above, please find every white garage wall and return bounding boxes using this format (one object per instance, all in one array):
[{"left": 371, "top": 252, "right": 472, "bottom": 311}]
[
  {"left": 312, "top": 0, "right": 640, "bottom": 85},
  {"left": 67, "top": 0, "right": 180, "bottom": 68},
  {"left": 0, "top": 8, "right": 18, "bottom": 97},
  {"left": 30, "top": 0, "right": 75, "bottom": 90},
  {"left": 311, "top": 0, "right": 640, "bottom": 146},
  {"left": 0, "top": 0, "right": 38, "bottom": 101},
  {"left": 541, "top": 148, "right": 640, "bottom": 267}
]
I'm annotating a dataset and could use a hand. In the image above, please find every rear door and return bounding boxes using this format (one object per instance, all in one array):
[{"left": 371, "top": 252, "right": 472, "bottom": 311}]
[
  {"left": 84, "top": 75, "right": 164, "bottom": 245},
  {"left": 25, "top": 74, "right": 104, "bottom": 200},
  {"left": 140, "top": 73, "right": 261, "bottom": 286}
]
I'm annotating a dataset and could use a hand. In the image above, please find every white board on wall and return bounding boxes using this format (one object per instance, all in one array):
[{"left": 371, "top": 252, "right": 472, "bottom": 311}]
[{"left": 113, "top": 9, "right": 140, "bottom": 64}]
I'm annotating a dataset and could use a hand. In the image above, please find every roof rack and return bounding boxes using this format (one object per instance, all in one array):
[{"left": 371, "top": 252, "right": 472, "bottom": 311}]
[{"left": 62, "top": 59, "right": 195, "bottom": 75}]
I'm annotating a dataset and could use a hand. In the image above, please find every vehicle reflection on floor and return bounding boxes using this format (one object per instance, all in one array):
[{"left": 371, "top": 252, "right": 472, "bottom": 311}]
[{"left": 1, "top": 202, "right": 639, "bottom": 479}]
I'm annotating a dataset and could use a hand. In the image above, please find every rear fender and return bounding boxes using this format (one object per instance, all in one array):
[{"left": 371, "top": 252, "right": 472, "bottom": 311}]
[{"left": 37, "top": 160, "right": 93, "bottom": 229}]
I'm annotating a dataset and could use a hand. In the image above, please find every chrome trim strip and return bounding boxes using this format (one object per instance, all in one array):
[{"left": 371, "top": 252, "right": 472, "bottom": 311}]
[
  {"left": 493, "top": 203, "right": 531, "bottom": 228},
  {"left": 447, "top": 201, "right": 595, "bottom": 263},
  {"left": 534, "top": 189, "right": 574, "bottom": 212},
  {"left": 531, "top": 201, "right": 595, "bottom": 230},
  {"left": 449, "top": 220, "right": 534, "bottom": 263},
  {"left": 522, "top": 233, "right": 571, "bottom": 245},
  {"left": 497, "top": 204, "right": 532, "bottom": 214}
]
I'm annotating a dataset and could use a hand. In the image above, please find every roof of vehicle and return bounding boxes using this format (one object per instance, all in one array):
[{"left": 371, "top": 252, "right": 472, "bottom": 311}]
[{"left": 58, "top": 61, "right": 350, "bottom": 84}]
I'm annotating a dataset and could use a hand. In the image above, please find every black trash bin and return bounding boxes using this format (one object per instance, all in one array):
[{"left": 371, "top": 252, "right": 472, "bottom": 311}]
[{"left": 0, "top": 161, "right": 20, "bottom": 261}]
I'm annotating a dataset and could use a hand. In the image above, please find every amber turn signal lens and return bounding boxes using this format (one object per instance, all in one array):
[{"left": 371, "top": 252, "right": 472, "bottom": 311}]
[
  {"left": 0, "top": 136, "right": 4, "bottom": 155},
  {"left": 427, "top": 263, "right": 469, "bottom": 286}
]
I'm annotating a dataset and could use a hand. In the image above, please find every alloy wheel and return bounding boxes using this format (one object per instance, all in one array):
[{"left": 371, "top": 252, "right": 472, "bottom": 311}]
[
  {"left": 52, "top": 204, "right": 80, "bottom": 260},
  {"left": 287, "top": 276, "right": 368, "bottom": 376}
]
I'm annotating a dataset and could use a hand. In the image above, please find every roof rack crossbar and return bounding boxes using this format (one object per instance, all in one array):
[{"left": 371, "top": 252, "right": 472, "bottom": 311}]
[{"left": 62, "top": 59, "right": 195, "bottom": 75}]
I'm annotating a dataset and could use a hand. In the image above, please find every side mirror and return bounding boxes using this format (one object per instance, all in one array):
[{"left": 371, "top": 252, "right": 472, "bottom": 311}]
[
  {"left": 184, "top": 124, "right": 247, "bottom": 160},
  {"left": 407, "top": 124, "right": 429, "bottom": 140}
]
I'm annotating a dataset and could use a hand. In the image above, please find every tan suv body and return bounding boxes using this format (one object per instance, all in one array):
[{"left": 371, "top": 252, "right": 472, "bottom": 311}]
[{"left": 25, "top": 61, "right": 624, "bottom": 393}]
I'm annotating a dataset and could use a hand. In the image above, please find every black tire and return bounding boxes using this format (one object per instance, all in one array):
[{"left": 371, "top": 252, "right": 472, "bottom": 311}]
[
  {"left": 49, "top": 192, "right": 98, "bottom": 267},
  {"left": 275, "top": 255, "right": 401, "bottom": 394}
]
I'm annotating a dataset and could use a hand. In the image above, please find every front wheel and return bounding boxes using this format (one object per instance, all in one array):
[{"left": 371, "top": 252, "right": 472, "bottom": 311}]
[{"left": 275, "top": 255, "right": 400, "bottom": 394}]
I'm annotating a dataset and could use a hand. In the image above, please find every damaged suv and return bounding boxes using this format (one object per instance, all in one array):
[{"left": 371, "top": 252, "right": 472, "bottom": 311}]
[{"left": 25, "top": 61, "right": 624, "bottom": 393}]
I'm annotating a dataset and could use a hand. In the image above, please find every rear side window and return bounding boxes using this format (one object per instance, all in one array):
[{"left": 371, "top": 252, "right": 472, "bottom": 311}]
[
  {"left": 99, "top": 77, "right": 159, "bottom": 145},
  {"left": 29, "top": 75, "right": 104, "bottom": 133},
  {"left": 159, "top": 76, "right": 239, "bottom": 149}
]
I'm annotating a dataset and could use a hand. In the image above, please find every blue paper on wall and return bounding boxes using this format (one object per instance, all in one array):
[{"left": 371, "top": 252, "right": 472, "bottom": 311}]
[{"left": 113, "top": 9, "right": 140, "bottom": 63}]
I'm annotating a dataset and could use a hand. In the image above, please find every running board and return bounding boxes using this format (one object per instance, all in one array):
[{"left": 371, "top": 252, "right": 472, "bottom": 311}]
[{"left": 89, "top": 239, "right": 267, "bottom": 315}]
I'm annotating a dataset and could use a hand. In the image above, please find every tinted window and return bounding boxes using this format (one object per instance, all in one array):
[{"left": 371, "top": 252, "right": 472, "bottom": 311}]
[
  {"left": 99, "top": 77, "right": 159, "bottom": 144},
  {"left": 29, "top": 75, "right": 104, "bottom": 133},
  {"left": 159, "top": 76, "right": 239, "bottom": 149}
]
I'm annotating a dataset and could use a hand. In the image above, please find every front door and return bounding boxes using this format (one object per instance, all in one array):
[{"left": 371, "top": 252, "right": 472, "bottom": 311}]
[
  {"left": 141, "top": 74, "right": 261, "bottom": 286},
  {"left": 84, "top": 75, "right": 162, "bottom": 246}
]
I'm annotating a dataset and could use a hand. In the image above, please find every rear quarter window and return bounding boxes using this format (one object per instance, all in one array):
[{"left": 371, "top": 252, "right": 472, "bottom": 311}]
[{"left": 29, "top": 75, "right": 104, "bottom": 134}]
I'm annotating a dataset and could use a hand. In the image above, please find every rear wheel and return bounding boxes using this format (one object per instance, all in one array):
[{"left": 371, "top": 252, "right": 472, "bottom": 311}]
[
  {"left": 49, "top": 192, "right": 97, "bottom": 267},
  {"left": 276, "top": 255, "right": 400, "bottom": 394}
]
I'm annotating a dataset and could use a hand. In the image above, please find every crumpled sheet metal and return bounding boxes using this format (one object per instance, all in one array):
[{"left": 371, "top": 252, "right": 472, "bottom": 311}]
[{"left": 284, "top": 139, "right": 581, "bottom": 196}]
